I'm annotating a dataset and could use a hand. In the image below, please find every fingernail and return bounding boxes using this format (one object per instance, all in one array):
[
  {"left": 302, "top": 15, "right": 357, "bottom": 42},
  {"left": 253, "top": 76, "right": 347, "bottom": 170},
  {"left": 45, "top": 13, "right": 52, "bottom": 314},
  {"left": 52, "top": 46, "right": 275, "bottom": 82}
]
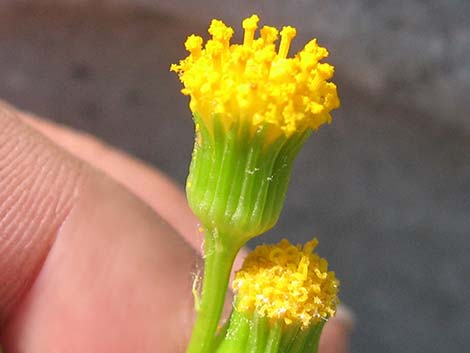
[{"left": 335, "top": 303, "right": 356, "bottom": 332}]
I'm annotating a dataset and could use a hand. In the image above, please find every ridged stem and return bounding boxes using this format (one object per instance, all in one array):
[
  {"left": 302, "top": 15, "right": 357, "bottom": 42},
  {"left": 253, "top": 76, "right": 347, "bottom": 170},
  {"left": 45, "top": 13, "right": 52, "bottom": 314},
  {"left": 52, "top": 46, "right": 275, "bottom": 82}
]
[
  {"left": 187, "top": 115, "right": 310, "bottom": 242},
  {"left": 246, "top": 313, "right": 269, "bottom": 353},
  {"left": 284, "top": 321, "right": 325, "bottom": 353},
  {"left": 215, "top": 311, "right": 326, "bottom": 353},
  {"left": 215, "top": 311, "right": 282, "bottom": 353},
  {"left": 215, "top": 310, "right": 251, "bottom": 353}
]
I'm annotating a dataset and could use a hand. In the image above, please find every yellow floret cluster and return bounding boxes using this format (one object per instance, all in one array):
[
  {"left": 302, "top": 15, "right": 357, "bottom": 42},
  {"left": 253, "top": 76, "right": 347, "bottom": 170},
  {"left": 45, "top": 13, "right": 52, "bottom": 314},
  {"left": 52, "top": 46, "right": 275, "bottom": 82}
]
[
  {"left": 233, "top": 238, "right": 339, "bottom": 328},
  {"left": 171, "top": 14, "right": 340, "bottom": 138}
]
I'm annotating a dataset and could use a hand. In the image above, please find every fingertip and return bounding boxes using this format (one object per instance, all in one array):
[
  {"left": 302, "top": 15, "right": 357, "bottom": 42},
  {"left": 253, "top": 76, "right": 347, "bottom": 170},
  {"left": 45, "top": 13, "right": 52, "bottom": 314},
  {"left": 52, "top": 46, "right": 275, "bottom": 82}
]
[
  {"left": 334, "top": 304, "right": 356, "bottom": 333},
  {"left": 0, "top": 103, "right": 87, "bottom": 326},
  {"left": 319, "top": 304, "right": 355, "bottom": 353}
]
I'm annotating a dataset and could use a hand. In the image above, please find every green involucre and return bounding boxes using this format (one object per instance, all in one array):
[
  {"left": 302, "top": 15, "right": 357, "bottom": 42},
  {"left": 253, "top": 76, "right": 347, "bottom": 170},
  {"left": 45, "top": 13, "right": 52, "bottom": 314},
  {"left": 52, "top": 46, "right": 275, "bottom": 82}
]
[
  {"left": 215, "top": 309, "right": 325, "bottom": 353},
  {"left": 187, "top": 114, "right": 310, "bottom": 245}
]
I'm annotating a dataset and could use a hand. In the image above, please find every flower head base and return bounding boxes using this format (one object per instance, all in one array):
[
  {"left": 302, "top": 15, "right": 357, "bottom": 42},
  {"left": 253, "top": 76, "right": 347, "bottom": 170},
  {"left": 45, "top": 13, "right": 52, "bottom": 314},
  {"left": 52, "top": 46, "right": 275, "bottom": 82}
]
[
  {"left": 233, "top": 238, "right": 339, "bottom": 328},
  {"left": 171, "top": 14, "right": 340, "bottom": 140}
]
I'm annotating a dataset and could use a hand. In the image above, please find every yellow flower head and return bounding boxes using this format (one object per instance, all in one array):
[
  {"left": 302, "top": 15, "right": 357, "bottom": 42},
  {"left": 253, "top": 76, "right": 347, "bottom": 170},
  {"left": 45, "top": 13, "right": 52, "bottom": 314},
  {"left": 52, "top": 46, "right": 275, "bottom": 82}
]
[
  {"left": 233, "top": 238, "right": 339, "bottom": 328},
  {"left": 171, "top": 14, "right": 340, "bottom": 139}
]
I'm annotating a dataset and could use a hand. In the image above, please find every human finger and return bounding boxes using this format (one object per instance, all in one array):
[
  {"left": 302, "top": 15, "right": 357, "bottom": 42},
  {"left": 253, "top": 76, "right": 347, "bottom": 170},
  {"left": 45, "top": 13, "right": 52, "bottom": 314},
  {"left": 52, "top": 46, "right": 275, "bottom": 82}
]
[
  {"left": 12, "top": 102, "right": 199, "bottom": 248},
  {"left": 319, "top": 304, "right": 355, "bottom": 353},
  {"left": 0, "top": 103, "right": 197, "bottom": 352}
]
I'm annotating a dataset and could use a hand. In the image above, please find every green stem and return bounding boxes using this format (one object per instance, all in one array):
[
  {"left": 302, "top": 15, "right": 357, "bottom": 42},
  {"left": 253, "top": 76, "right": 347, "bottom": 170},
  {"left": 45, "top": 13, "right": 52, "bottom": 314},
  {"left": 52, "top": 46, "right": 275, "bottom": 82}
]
[{"left": 185, "top": 229, "right": 240, "bottom": 353}]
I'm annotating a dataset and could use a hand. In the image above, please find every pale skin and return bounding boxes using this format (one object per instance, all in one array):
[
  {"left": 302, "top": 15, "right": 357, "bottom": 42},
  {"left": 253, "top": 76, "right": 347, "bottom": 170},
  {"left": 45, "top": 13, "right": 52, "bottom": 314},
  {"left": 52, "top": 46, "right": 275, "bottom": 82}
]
[{"left": 0, "top": 100, "right": 352, "bottom": 352}]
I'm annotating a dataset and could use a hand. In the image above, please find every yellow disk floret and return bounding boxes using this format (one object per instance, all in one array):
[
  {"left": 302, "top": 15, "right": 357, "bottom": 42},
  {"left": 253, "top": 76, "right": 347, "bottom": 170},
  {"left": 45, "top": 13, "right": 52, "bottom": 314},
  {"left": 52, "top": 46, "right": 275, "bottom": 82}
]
[
  {"left": 171, "top": 14, "right": 340, "bottom": 138},
  {"left": 233, "top": 238, "right": 339, "bottom": 328}
]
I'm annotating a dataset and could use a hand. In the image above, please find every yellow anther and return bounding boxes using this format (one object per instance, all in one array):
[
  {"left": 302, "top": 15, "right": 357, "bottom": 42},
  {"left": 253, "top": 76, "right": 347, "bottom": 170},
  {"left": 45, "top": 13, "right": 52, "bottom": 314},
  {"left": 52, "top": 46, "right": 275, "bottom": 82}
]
[
  {"left": 260, "top": 26, "right": 279, "bottom": 45},
  {"left": 303, "top": 238, "right": 318, "bottom": 254},
  {"left": 184, "top": 35, "right": 203, "bottom": 57},
  {"left": 278, "top": 26, "right": 297, "bottom": 58},
  {"left": 208, "top": 19, "right": 234, "bottom": 47},
  {"left": 242, "top": 14, "right": 260, "bottom": 47}
]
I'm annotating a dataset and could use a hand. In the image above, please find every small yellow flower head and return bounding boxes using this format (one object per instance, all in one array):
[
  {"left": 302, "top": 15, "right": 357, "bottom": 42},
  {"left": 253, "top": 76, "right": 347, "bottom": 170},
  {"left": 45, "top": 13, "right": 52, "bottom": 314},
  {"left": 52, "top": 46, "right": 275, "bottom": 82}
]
[
  {"left": 171, "top": 14, "right": 340, "bottom": 139},
  {"left": 233, "top": 238, "right": 339, "bottom": 328}
]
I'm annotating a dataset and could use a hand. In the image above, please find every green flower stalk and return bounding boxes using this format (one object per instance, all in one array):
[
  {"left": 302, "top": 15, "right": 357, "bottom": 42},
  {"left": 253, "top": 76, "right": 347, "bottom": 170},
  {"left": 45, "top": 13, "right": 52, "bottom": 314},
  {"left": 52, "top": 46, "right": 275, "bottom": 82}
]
[
  {"left": 215, "top": 239, "right": 339, "bottom": 353},
  {"left": 171, "top": 14, "right": 340, "bottom": 353}
]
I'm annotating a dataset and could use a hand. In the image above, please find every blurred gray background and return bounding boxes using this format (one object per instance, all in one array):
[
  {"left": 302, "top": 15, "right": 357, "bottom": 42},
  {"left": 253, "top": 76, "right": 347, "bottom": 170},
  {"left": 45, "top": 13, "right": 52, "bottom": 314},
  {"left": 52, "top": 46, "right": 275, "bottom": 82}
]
[{"left": 0, "top": 1, "right": 468, "bottom": 352}]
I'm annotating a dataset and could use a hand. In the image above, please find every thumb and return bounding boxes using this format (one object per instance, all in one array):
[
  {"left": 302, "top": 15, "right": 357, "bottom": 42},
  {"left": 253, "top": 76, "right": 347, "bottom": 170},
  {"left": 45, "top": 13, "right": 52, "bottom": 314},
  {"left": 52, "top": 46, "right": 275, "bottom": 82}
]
[
  {"left": 0, "top": 105, "right": 84, "bottom": 325},
  {"left": 0, "top": 103, "right": 197, "bottom": 352}
]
